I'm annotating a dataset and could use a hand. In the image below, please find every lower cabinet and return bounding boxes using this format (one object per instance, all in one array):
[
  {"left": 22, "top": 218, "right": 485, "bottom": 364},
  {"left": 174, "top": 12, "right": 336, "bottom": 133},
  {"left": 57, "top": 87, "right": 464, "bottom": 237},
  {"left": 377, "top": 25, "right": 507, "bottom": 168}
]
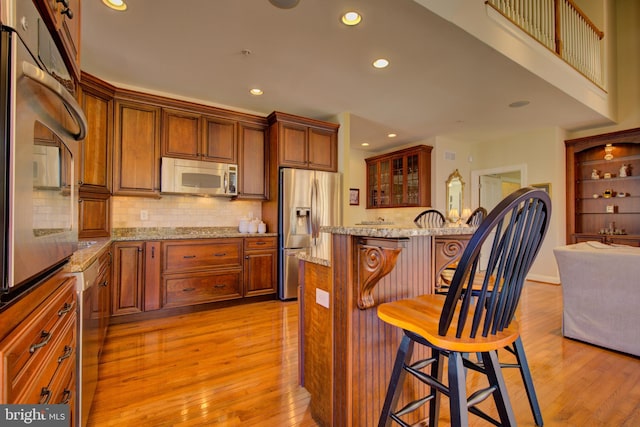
[
  {"left": 0, "top": 273, "right": 77, "bottom": 424},
  {"left": 244, "top": 237, "right": 277, "bottom": 297},
  {"left": 112, "top": 237, "right": 277, "bottom": 318},
  {"left": 111, "top": 241, "right": 161, "bottom": 317},
  {"left": 162, "top": 238, "right": 244, "bottom": 308}
]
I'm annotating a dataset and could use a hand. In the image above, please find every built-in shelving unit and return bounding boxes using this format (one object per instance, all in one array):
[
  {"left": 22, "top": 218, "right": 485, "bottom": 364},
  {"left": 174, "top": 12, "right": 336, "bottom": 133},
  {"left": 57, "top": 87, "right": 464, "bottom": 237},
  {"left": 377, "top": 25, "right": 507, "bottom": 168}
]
[{"left": 565, "top": 128, "right": 640, "bottom": 246}]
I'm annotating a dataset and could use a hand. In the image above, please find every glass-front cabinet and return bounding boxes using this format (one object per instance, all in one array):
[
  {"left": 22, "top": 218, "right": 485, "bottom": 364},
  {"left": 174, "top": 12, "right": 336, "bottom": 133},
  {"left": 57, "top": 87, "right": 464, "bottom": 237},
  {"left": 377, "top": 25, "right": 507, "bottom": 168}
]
[
  {"left": 365, "top": 145, "right": 432, "bottom": 208},
  {"left": 565, "top": 128, "right": 640, "bottom": 246}
]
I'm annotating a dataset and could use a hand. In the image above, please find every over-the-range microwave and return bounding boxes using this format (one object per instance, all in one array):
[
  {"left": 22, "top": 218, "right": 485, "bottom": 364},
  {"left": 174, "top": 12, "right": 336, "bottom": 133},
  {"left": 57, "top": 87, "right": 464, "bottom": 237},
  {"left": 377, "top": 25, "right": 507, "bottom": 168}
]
[{"left": 161, "top": 157, "right": 238, "bottom": 197}]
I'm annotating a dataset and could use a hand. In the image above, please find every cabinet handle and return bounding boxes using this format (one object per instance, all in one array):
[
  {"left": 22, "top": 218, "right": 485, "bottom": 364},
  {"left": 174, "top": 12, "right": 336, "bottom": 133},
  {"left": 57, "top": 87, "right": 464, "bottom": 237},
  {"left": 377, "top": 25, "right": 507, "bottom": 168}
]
[
  {"left": 182, "top": 287, "right": 196, "bottom": 292},
  {"left": 151, "top": 246, "right": 155, "bottom": 259},
  {"left": 255, "top": 241, "right": 266, "bottom": 245},
  {"left": 30, "top": 331, "right": 52, "bottom": 353},
  {"left": 183, "top": 255, "right": 196, "bottom": 259},
  {"left": 100, "top": 280, "right": 108, "bottom": 287},
  {"left": 60, "top": 389, "right": 72, "bottom": 404},
  {"left": 245, "top": 255, "right": 249, "bottom": 259},
  {"left": 58, "top": 345, "right": 73, "bottom": 363},
  {"left": 56, "top": 0, "right": 74, "bottom": 19},
  {"left": 39, "top": 387, "right": 51, "bottom": 404},
  {"left": 58, "top": 301, "right": 75, "bottom": 316},
  {"left": 213, "top": 252, "right": 227, "bottom": 257},
  {"left": 214, "top": 284, "right": 226, "bottom": 289}
]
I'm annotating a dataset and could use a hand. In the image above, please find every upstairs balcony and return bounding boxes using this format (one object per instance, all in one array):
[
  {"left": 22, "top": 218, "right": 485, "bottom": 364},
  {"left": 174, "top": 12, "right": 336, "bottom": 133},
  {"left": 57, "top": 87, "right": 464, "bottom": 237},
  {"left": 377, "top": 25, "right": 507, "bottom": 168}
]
[
  {"left": 414, "top": 0, "right": 612, "bottom": 123},
  {"left": 486, "top": 0, "right": 604, "bottom": 87}
]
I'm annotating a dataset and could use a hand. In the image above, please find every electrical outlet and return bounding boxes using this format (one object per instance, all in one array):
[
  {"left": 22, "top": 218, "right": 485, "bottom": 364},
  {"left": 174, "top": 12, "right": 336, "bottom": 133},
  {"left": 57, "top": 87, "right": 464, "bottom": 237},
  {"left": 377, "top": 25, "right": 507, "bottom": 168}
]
[{"left": 140, "top": 210, "right": 149, "bottom": 220}]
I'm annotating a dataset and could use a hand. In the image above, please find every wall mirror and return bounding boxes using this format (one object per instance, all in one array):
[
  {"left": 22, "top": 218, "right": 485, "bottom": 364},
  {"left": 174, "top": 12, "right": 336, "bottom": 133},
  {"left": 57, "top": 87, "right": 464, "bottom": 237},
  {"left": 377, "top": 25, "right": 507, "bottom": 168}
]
[{"left": 446, "top": 169, "right": 464, "bottom": 220}]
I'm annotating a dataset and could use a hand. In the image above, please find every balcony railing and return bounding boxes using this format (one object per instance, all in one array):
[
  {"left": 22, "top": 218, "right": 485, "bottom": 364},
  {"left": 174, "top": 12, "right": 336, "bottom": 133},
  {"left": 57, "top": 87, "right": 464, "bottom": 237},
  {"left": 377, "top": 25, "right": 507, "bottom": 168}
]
[{"left": 486, "top": 0, "right": 604, "bottom": 87}]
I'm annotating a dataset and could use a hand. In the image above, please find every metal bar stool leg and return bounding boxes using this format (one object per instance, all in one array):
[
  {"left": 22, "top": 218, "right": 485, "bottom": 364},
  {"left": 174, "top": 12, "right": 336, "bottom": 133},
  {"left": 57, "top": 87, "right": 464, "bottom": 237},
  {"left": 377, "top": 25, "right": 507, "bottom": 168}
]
[
  {"left": 513, "top": 337, "right": 544, "bottom": 426},
  {"left": 379, "top": 334, "right": 415, "bottom": 427}
]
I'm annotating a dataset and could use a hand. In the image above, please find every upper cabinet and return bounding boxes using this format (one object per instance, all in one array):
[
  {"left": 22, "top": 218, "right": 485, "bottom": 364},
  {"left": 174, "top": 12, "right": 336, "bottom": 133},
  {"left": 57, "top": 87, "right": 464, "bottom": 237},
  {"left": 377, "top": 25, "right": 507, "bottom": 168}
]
[
  {"left": 161, "top": 109, "right": 238, "bottom": 164},
  {"left": 238, "top": 121, "right": 268, "bottom": 200},
  {"left": 565, "top": 128, "right": 640, "bottom": 246},
  {"left": 37, "top": 0, "right": 81, "bottom": 83},
  {"left": 365, "top": 145, "right": 432, "bottom": 209},
  {"left": 113, "top": 97, "right": 161, "bottom": 197},
  {"left": 268, "top": 111, "right": 339, "bottom": 172},
  {"left": 79, "top": 73, "right": 114, "bottom": 192}
]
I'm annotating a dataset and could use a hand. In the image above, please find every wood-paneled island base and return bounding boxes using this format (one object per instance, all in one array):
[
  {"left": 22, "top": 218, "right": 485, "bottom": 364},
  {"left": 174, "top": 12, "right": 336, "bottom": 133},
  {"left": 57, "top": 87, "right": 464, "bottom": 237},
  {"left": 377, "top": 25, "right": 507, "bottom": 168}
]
[{"left": 299, "top": 225, "right": 474, "bottom": 426}]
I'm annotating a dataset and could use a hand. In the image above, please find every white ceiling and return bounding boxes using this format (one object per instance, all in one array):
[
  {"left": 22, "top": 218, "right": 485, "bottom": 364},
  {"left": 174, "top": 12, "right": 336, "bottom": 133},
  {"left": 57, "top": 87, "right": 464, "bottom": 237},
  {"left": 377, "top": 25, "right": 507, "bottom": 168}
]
[{"left": 80, "top": 0, "right": 610, "bottom": 152}]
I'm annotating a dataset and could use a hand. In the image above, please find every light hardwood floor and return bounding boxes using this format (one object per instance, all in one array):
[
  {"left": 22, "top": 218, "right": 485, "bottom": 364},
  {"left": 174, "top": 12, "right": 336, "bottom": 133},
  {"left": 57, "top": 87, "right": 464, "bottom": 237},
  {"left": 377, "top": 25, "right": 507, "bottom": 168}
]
[{"left": 87, "top": 282, "right": 640, "bottom": 426}]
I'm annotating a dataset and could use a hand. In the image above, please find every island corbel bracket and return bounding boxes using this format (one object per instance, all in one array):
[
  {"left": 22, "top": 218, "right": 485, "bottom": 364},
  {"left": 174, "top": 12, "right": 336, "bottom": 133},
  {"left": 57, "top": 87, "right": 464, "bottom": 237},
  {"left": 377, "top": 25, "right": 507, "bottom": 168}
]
[{"left": 356, "top": 237, "right": 408, "bottom": 309}]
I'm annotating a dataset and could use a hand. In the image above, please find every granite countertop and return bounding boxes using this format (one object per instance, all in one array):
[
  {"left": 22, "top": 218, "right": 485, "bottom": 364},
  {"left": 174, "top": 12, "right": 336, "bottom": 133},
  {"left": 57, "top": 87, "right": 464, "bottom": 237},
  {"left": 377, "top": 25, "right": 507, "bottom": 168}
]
[
  {"left": 66, "top": 227, "right": 278, "bottom": 273},
  {"left": 322, "top": 224, "right": 475, "bottom": 238}
]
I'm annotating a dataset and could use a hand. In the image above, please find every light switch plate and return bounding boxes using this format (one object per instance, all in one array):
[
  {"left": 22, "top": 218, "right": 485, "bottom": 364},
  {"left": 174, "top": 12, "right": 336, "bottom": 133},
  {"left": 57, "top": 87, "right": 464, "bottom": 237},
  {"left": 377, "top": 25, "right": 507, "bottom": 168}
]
[{"left": 316, "top": 289, "right": 330, "bottom": 308}]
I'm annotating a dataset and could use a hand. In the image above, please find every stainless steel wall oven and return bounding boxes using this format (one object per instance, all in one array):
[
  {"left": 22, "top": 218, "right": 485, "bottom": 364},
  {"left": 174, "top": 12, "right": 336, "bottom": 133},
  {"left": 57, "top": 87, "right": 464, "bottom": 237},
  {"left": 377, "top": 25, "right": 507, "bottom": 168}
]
[{"left": 0, "top": 0, "right": 87, "bottom": 304}]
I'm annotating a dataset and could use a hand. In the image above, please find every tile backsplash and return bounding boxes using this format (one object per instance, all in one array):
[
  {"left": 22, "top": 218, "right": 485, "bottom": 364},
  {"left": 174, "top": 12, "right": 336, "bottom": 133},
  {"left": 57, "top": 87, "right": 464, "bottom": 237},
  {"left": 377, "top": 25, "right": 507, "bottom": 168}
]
[{"left": 112, "top": 195, "right": 262, "bottom": 229}]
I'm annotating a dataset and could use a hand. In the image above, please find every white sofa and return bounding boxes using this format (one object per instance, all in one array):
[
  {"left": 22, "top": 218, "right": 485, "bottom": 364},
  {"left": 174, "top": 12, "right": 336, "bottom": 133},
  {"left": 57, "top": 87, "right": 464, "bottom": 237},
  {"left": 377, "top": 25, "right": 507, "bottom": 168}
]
[{"left": 554, "top": 241, "right": 640, "bottom": 357}]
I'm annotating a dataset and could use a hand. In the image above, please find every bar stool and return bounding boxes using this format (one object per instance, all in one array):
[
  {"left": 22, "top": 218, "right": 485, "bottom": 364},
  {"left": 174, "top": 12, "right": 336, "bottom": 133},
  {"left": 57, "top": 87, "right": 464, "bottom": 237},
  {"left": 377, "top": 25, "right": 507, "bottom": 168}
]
[{"left": 377, "top": 187, "right": 551, "bottom": 426}]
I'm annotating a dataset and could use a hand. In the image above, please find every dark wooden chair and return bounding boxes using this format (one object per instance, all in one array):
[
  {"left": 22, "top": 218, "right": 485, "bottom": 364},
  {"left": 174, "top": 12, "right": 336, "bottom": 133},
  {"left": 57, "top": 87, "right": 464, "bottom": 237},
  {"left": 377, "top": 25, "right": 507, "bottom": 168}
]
[
  {"left": 466, "top": 206, "right": 487, "bottom": 227},
  {"left": 414, "top": 209, "right": 445, "bottom": 228},
  {"left": 377, "top": 187, "right": 551, "bottom": 426}
]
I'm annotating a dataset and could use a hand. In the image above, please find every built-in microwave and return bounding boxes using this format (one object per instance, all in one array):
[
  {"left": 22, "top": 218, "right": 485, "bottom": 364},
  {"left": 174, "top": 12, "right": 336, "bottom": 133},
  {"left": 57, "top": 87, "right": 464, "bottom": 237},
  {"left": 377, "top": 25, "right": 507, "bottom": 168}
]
[{"left": 160, "top": 157, "right": 238, "bottom": 197}]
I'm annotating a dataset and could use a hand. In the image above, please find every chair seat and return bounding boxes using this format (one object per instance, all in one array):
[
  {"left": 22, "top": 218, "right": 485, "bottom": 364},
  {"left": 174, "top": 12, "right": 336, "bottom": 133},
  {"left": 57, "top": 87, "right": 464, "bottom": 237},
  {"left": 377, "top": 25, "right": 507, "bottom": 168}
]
[{"left": 377, "top": 294, "right": 520, "bottom": 353}]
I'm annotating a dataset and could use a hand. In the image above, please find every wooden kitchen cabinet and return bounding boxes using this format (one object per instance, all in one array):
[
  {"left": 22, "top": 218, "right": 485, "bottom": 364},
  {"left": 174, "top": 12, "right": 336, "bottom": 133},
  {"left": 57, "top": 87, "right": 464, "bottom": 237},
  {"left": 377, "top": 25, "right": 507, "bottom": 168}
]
[
  {"left": 79, "top": 74, "right": 113, "bottom": 192},
  {"left": 37, "top": 0, "right": 81, "bottom": 84},
  {"left": 565, "top": 128, "right": 640, "bottom": 246},
  {"left": 162, "top": 239, "right": 243, "bottom": 308},
  {"left": 161, "top": 108, "right": 238, "bottom": 164},
  {"left": 113, "top": 99, "right": 161, "bottom": 197},
  {"left": 0, "top": 272, "right": 77, "bottom": 423},
  {"left": 268, "top": 111, "right": 339, "bottom": 172},
  {"left": 93, "top": 249, "right": 112, "bottom": 351},
  {"left": 238, "top": 121, "right": 268, "bottom": 199},
  {"left": 77, "top": 73, "right": 114, "bottom": 237},
  {"left": 244, "top": 237, "right": 277, "bottom": 297},
  {"left": 78, "top": 192, "right": 110, "bottom": 238},
  {"left": 365, "top": 145, "right": 432, "bottom": 208},
  {"left": 111, "top": 241, "right": 161, "bottom": 317}
]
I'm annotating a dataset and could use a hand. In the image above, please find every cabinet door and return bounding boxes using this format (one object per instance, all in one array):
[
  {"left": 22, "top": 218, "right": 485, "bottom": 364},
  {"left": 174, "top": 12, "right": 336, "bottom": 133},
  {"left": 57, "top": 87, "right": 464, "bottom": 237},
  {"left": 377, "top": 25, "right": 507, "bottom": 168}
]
[
  {"left": 279, "top": 122, "right": 308, "bottom": 168},
  {"left": 202, "top": 116, "right": 237, "bottom": 163},
  {"left": 238, "top": 122, "right": 267, "bottom": 199},
  {"left": 78, "top": 192, "right": 110, "bottom": 238},
  {"left": 144, "top": 241, "right": 162, "bottom": 311},
  {"left": 308, "top": 127, "right": 337, "bottom": 171},
  {"left": 97, "top": 251, "right": 111, "bottom": 350},
  {"left": 39, "top": 0, "right": 81, "bottom": 82},
  {"left": 113, "top": 100, "right": 160, "bottom": 196},
  {"left": 111, "top": 242, "right": 145, "bottom": 316},
  {"left": 161, "top": 108, "right": 201, "bottom": 159},
  {"left": 244, "top": 249, "right": 277, "bottom": 297},
  {"left": 79, "top": 87, "right": 112, "bottom": 191}
]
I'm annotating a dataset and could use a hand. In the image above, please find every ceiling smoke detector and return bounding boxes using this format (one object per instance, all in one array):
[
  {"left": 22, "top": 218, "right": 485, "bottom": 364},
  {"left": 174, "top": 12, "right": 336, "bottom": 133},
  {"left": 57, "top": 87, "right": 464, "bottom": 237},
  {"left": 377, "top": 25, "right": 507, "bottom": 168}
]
[{"left": 269, "top": 0, "right": 300, "bottom": 9}]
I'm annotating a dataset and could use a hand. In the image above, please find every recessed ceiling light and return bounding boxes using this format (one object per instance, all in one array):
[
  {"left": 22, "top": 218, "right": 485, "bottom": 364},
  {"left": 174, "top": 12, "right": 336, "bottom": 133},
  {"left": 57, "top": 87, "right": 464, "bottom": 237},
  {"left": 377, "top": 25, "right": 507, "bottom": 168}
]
[
  {"left": 341, "top": 11, "right": 362, "bottom": 26},
  {"left": 361, "top": 142, "right": 370, "bottom": 147},
  {"left": 250, "top": 88, "right": 263, "bottom": 96},
  {"left": 509, "top": 100, "right": 530, "bottom": 108},
  {"left": 102, "top": 0, "right": 127, "bottom": 11},
  {"left": 372, "top": 58, "right": 389, "bottom": 69},
  {"left": 387, "top": 133, "right": 397, "bottom": 138}
]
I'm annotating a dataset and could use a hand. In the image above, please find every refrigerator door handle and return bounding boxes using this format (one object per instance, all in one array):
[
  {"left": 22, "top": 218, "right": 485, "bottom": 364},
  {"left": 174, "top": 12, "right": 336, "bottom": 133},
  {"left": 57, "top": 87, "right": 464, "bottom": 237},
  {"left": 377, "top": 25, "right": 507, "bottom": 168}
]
[{"left": 311, "top": 178, "right": 320, "bottom": 239}]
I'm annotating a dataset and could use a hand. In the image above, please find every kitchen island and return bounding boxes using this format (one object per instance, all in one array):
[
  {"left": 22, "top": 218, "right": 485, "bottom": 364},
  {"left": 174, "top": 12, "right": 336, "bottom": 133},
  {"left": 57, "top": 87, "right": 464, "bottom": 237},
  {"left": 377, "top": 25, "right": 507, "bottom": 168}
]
[{"left": 298, "top": 224, "right": 475, "bottom": 426}]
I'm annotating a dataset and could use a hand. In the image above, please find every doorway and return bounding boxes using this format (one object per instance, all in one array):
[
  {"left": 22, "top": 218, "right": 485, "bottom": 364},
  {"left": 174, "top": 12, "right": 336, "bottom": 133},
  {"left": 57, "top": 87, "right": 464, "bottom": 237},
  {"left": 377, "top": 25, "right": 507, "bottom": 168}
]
[
  {"left": 471, "top": 164, "right": 527, "bottom": 269},
  {"left": 471, "top": 164, "right": 527, "bottom": 211}
]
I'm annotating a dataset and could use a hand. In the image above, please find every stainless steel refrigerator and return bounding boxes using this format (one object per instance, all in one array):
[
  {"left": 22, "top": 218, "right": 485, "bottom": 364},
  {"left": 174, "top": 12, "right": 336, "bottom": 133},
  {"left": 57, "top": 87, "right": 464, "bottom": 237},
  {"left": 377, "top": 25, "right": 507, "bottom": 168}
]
[{"left": 278, "top": 168, "right": 342, "bottom": 300}]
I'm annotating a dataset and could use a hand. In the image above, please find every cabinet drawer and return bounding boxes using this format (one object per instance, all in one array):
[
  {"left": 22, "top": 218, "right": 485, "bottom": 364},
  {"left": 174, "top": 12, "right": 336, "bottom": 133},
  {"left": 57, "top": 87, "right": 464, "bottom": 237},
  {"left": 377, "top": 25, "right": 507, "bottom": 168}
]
[
  {"left": 244, "top": 236, "right": 276, "bottom": 250},
  {"left": 0, "top": 279, "right": 76, "bottom": 403},
  {"left": 163, "top": 239, "right": 242, "bottom": 272},
  {"left": 163, "top": 270, "right": 242, "bottom": 308},
  {"left": 10, "top": 313, "right": 76, "bottom": 404}
]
